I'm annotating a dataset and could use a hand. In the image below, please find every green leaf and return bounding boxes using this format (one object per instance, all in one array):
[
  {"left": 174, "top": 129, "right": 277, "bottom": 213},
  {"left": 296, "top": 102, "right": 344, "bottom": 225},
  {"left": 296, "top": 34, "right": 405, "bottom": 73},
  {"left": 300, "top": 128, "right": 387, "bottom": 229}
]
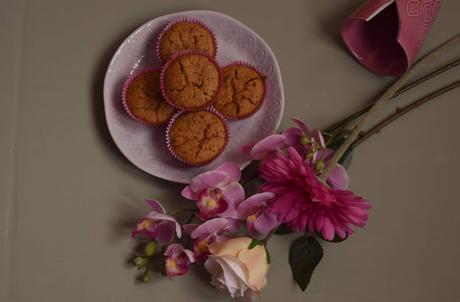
[
  {"left": 248, "top": 239, "right": 262, "bottom": 249},
  {"left": 274, "top": 224, "right": 293, "bottom": 235},
  {"left": 289, "top": 236, "right": 323, "bottom": 291}
]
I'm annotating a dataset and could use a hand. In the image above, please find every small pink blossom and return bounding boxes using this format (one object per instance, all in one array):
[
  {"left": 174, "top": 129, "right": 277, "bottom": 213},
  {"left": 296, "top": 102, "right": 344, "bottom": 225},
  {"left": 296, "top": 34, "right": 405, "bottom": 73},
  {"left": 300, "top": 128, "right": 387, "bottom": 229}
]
[
  {"left": 131, "top": 200, "right": 181, "bottom": 245},
  {"left": 243, "top": 118, "right": 349, "bottom": 190},
  {"left": 237, "top": 192, "right": 279, "bottom": 239},
  {"left": 164, "top": 243, "right": 195, "bottom": 278},
  {"left": 260, "top": 147, "right": 371, "bottom": 240},
  {"left": 183, "top": 217, "right": 240, "bottom": 263},
  {"left": 182, "top": 163, "right": 245, "bottom": 220}
]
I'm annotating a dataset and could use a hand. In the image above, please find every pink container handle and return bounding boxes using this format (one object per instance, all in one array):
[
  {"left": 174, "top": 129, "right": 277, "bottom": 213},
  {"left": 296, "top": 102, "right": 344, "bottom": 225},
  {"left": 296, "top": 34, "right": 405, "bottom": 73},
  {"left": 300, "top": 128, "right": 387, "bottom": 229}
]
[{"left": 341, "top": 0, "right": 442, "bottom": 76}]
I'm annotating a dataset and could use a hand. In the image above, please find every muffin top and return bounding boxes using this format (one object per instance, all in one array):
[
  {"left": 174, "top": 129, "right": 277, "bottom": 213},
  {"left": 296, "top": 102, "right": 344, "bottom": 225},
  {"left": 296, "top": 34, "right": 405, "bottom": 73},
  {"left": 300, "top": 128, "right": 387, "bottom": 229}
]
[
  {"left": 124, "top": 70, "right": 176, "bottom": 125},
  {"left": 158, "top": 21, "right": 216, "bottom": 61},
  {"left": 214, "top": 65, "right": 265, "bottom": 119},
  {"left": 168, "top": 111, "right": 227, "bottom": 165},
  {"left": 162, "top": 53, "right": 220, "bottom": 111}
]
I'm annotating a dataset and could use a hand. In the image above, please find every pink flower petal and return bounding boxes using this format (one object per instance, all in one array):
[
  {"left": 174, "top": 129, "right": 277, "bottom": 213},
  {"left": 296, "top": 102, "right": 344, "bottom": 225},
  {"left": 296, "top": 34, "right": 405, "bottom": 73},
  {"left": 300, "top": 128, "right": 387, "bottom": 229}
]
[
  {"left": 181, "top": 186, "right": 197, "bottom": 200},
  {"left": 146, "top": 212, "right": 182, "bottom": 239},
  {"left": 145, "top": 199, "right": 166, "bottom": 213},
  {"left": 321, "top": 216, "right": 335, "bottom": 241},
  {"left": 311, "top": 129, "right": 326, "bottom": 147},
  {"left": 237, "top": 192, "right": 275, "bottom": 219},
  {"left": 283, "top": 127, "right": 303, "bottom": 146},
  {"left": 253, "top": 212, "right": 279, "bottom": 239},
  {"left": 291, "top": 117, "right": 311, "bottom": 134},
  {"left": 188, "top": 218, "right": 235, "bottom": 239},
  {"left": 222, "top": 182, "right": 245, "bottom": 205},
  {"left": 327, "top": 164, "right": 349, "bottom": 190},
  {"left": 217, "top": 162, "right": 242, "bottom": 183},
  {"left": 250, "top": 134, "right": 286, "bottom": 159},
  {"left": 198, "top": 170, "right": 229, "bottom": 188},
  {"left": 183, "top": 224, "right": 199, "bottom": 235}
]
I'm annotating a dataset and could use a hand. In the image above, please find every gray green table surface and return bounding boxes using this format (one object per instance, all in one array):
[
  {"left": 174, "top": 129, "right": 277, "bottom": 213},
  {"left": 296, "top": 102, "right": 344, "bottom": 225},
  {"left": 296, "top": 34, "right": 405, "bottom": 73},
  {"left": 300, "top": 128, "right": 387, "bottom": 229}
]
[{"left": 1, "top": 0, "right": 460, "bottom": 301}]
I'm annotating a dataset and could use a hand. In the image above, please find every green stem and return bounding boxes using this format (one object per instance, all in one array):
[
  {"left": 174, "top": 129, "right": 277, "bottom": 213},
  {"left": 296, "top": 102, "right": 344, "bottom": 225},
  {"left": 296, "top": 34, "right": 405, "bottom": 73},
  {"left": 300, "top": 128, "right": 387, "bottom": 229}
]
[
  {"left": 320, "top": 33, "right": 460, "bottom": 181},
  {"left": 351, "top": 80, "right": 460, "bottom": 149},
  {"left": 324, "top": 58, "right": 460, "bottom": 133}
]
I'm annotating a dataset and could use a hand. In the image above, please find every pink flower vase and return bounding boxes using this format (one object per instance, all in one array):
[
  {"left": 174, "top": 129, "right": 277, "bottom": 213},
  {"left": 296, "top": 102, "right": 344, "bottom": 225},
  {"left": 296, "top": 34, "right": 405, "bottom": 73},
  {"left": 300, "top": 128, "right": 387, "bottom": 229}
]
[{"left": 341, "top": 0, "right": 442, "bottom": 76}]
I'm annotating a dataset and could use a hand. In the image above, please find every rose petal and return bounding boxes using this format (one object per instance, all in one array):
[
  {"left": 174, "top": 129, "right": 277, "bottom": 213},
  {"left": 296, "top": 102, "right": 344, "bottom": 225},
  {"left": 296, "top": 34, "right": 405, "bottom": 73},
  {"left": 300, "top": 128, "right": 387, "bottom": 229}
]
[
  {"left": 238, "top": 245, "right": 269, "bottom": 291},
  {"left": 208, "top": 237, "right": 252, "bottom": 257}
]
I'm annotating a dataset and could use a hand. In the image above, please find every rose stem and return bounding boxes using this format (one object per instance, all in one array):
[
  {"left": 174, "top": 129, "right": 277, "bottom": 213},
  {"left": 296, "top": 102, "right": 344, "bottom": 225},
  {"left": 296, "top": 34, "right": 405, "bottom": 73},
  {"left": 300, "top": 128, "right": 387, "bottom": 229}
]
[
  {"left": 324, "top": 58, "right": 460, "bottom": 133},
  {"left": 351, "top": 80, "right": 460, "bottom": 149},
  {"left": 320, "top": 33, "right": 460, "bottom": 181}
]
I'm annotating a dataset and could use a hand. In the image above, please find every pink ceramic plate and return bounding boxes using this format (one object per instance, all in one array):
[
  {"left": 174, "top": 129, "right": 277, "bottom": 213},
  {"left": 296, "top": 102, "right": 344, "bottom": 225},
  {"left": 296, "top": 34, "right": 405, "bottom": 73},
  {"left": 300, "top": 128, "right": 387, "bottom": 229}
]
[{"left": 103, "top": 10, "right": 284, "bottom": 183}]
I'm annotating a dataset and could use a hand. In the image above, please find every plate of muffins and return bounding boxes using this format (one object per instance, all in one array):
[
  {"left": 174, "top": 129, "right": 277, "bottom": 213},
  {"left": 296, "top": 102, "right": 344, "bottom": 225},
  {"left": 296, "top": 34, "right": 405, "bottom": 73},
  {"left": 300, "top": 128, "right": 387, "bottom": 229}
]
[{"left": 104, "top": 10, "right": 284, "bottom": 183}]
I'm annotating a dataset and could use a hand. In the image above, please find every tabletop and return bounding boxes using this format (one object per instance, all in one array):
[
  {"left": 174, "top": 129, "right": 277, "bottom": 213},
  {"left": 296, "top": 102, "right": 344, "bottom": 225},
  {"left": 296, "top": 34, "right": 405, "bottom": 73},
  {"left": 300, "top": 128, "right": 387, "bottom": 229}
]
[{"left": 1, "top": 1, "right": 459, "bottom": 301}]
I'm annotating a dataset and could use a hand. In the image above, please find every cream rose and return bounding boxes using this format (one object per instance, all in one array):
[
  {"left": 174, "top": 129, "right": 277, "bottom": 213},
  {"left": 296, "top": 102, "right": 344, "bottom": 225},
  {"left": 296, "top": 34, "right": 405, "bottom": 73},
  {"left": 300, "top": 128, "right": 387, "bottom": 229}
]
[{"left": 204, "top": 237, "right": 269, "bottom": 301}]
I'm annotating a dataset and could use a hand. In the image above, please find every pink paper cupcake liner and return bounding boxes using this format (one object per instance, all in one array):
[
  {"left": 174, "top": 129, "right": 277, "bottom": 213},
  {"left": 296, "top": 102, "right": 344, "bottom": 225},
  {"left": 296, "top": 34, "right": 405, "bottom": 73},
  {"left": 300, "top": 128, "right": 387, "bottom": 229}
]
[
  {"left": 165, "top": 109, "right": 230, "bottom": 166},
  {"left": 341, "top": 0, "right": 442, "bottom": 76},
  {"left": 121, "top": 67, "right": 177, "bottom": 126},
  {"left": 156, "top": 18, "right": 218, "bottom": 63},
  {"left": 213, "top": 61, "right": 267, "bottom": 120},
  {"left": 160, "top": 50, "right": 223, "bottom": 112}
]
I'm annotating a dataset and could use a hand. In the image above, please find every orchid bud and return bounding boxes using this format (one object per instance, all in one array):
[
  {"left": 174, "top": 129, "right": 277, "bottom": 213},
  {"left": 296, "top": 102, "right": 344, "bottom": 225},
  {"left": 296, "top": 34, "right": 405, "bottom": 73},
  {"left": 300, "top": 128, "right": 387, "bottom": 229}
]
[
  {"left": 300, "top": 135, "right": 310, "bottom": 145},
  {"left": 134, "top": 256, "right": 148, "bottom": 267},
  {"left": 315, "top": 160, "right": 325, "bottom": 171},
  {"left": 144, "top": 241, "right": 157, "bottom": 257},
  {"left": 143, "top": 273, "right": 150, "bottom": 283}
]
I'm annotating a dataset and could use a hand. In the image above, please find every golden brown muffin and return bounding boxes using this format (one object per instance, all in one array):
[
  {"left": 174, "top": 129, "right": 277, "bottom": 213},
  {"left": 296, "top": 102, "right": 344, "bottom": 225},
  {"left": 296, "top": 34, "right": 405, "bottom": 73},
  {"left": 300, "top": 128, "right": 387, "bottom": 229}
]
[
  {"left": 124, "top": 70, "right": 176, "bottom": 125},
  {"left": 167, "top": 111, "right": 228, "bottom": 165},
  {"left": 161, "top": 53, "right": 220, "bottom": 111},
  {"left": 213, "top": 64, "right": 265, "bottom": 119},
  {"left": 158, "top": 21, "right": 216, "bottom": 62}
]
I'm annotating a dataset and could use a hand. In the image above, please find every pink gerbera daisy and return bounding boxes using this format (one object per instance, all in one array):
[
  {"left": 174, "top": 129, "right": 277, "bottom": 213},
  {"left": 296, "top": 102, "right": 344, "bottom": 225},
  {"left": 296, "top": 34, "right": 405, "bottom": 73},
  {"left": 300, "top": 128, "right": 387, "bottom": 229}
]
[{"left": 260, "top": 147, "right": 371, "bottom": 240}]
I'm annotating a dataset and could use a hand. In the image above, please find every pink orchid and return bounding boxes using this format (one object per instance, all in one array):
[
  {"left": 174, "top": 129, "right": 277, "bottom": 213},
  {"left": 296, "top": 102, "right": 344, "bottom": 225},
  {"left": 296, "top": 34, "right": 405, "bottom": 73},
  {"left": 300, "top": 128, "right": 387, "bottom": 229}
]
[
  {"left": 243, "top": 118, "right": 349, "bottom": 190},
  {"left": 131, "top": 199, "right": 182, "bottom": 245},
  {"left": 164, "top": 243, "right": 195, "bottom": 278},
  {"left": 184, "top": 217, "right": 240, "bottom": 263},
  {"left": 236, "top": 192, "right": 280, "bottom": 239},
  {"left": 260, "top": 147, "right": 371, "bottom": 241},
  {"left": 182, "top": 163, "right": 245, "bottom": 220}
]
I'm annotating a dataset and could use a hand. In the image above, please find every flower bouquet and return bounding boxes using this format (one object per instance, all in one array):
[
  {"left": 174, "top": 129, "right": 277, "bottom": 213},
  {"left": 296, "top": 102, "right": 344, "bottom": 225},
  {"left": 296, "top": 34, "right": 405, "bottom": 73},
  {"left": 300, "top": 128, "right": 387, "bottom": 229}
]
[{"left": 124, "top": 1, "right": 460, "bottom": 301}]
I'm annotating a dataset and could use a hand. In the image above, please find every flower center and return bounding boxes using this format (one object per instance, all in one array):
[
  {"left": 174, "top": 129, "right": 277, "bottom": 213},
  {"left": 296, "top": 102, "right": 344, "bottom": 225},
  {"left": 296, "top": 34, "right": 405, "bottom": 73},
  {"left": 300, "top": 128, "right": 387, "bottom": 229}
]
[
  {"left": 166, "top": 258, "right": 177, "bottom": 271},
  {"left": 247, "top": 214, "right": 257, "bottom": 223},
  {"left": 202, "top": 188, "right": 223, "bottom": 210}
]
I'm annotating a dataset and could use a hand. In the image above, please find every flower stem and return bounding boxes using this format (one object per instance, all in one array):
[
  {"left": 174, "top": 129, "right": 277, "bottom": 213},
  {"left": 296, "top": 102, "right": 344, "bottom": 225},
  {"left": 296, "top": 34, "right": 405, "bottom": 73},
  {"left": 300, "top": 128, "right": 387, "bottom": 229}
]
[
  {"left": 320, "top": 33, "right": 460, "bottom": 181},
  {"left": 351, "top": 80, "right": 460, "bottom": 149},
  {"left": 325, "top": 57, "right": 460, "bottom": 133}
]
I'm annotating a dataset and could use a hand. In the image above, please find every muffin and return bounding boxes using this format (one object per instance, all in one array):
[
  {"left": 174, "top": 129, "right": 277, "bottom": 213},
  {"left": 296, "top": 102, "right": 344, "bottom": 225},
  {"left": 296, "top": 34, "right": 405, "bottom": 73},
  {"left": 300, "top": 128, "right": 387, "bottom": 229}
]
[
  {"left": 157, "top": 20, "right": 217, "bottom": 62},
  {"left": 161, "top": 52, "right": 221, "bottom": 111},
  {"left": 122, "top": 69, "right": 176, "bottom": 126},
  {"left": 167, "top": 111, "right": 228, "bottom": 165},
  {"left": 213, "top": 63, "right": 265, "bottom": 119}
]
